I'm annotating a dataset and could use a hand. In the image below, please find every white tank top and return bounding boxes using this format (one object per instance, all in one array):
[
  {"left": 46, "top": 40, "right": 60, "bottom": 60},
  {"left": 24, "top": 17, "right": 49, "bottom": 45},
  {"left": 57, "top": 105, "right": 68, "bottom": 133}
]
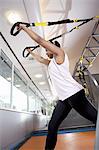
[{"left": 48, "top": 54, "right": 83, "bottom": 101}]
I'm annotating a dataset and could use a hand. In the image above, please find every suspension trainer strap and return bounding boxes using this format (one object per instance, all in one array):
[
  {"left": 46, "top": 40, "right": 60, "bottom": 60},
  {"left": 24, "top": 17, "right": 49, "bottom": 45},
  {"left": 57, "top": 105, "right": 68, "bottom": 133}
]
[
  {"left": 10, "top": 17, "right": 95, "bottom": 36},
  {"left": 22, "top": 18, "right": 94, "bottom": 57},
  {"left": 10, "top": 17, "right": 97, "bottom": 57}
]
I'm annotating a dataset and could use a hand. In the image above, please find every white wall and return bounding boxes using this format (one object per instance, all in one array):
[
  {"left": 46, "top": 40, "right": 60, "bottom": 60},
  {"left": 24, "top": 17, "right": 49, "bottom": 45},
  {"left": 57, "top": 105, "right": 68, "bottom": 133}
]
[{"left": 0, "top": 109, "right": 47, "bottom": 149}]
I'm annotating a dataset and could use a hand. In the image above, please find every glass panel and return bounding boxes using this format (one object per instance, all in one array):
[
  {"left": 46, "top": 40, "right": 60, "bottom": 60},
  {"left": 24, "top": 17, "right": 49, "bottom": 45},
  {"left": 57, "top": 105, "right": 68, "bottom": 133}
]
[
  {"left": 28, "top": 88, "right": 36, "bottom": 113},
  {"left": 36, "top": 98, "right": 43, "bottom": 115},
  {"left": 28, "top": 88, "right": 44, "bottom": 114},
  {"left": 0, "top": 32, "right": 49, "bottom": 113},
  {"left": 0, "top": 51, "right": 12, "bottom": 108},
  {"left": 12, "top": 67, "right": 27, "bottom": 111}
]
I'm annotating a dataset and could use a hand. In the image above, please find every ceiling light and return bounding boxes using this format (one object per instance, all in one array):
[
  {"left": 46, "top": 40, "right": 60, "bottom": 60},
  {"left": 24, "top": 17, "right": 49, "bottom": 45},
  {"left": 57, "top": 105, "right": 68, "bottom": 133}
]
[
  {"left": 39, "top": 81, "right": 46, "bottom": 85},
  {"left": 34, "top": 74, "right": 43, "bottom": 78},
  {"left": 15, "top": 84, "right": 21, "bottom": 88},
  {"left": 6, "top": 77, "right": 11, "bottom": 81},
  {"left": 5, "top": 11, "right": 22, "bottom": 24}
]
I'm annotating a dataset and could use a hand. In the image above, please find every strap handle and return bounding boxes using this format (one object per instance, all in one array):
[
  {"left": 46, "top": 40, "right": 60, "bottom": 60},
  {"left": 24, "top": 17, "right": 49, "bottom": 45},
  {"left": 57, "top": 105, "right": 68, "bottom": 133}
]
[
  {"left": 22, "top": 45, "right": 40, "bottom": 57},
  {"left": 10, "top": 22, "right": 30, "bottom": 36}
]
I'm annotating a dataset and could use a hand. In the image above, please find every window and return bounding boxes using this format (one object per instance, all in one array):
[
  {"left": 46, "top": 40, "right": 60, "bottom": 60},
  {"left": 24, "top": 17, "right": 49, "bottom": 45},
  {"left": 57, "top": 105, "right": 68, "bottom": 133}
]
[
  {"left": 0, "top": 51, "right": 12, "bottom": 108},
  {"left": 28, "top": 88, "right": 36, "bottom": 113},
  {"left": 0, "top": 32, "right": 48, "bottom": 113},
  {"left": 13, "top": 67, "right": 27, "bottom": 111}
]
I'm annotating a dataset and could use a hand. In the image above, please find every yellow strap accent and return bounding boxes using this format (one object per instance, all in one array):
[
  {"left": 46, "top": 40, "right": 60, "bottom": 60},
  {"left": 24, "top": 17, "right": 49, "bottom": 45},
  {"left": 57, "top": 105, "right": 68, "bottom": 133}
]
[
  {"left": 83, "top": 83, "right": 89, "bottom": 96},
  {"left": 84, "top": 88, "right": 89, "bottom": 96},
  {"left": 35, "top": 22, "right": 47, "bottom": 26},
  {"left": 80, "top": 56, "right": 84, "bottom": 61},
  {"left": 89, "top": 61, "right": 93, "bottom": 67},
  {"left": 80, "top": 56, "right": 83, "bottom": 63},
  {"left": 75, "top": 26, "right": 79, "bottom": 29},
  {"left": 80, "top": 60, "right": 83, "bottom": 63},
  {"left": 73, "top": 19, "right": 78, "bottom": 22},
  {"left": 79, "top": 71, "right": 82, "bottom": 75},
  {"left": 95, "top": 16, "right": 99, "bottom": 18}
]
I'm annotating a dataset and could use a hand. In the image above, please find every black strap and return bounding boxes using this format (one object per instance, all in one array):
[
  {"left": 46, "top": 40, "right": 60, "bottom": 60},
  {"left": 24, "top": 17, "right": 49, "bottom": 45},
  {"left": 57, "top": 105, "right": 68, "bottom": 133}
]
[
  {"left": 10, "top": 22, "right": 32, "bottom": 36},
  {"left": 22, "top": 45, "right": 40, "bottom": 57},
  {"left": 10, "top": 17, "right": 94, "bottom": 36},
  {"left": 10, "top": 17, "right": 94, "bottom": 57}
]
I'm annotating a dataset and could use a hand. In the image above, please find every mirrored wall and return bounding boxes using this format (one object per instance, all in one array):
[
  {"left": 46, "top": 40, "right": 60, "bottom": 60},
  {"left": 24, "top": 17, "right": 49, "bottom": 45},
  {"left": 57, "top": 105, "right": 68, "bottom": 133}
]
[{"left": 0, "top": 46, "right": 48, "bottom": 115}]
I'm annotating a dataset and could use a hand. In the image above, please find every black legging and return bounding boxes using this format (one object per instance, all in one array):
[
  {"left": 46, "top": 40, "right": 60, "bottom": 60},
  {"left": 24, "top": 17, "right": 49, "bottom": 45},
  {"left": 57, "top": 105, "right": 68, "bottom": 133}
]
[{"left": 45, "top": 89, "right": 97, "bottom": 150}]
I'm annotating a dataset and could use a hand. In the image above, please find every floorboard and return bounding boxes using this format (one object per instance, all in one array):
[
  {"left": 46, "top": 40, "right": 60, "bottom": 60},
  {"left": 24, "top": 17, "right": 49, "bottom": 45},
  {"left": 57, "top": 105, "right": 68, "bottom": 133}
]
[{"left": 19, "top": 131, "right": 95, "bottom": 150}]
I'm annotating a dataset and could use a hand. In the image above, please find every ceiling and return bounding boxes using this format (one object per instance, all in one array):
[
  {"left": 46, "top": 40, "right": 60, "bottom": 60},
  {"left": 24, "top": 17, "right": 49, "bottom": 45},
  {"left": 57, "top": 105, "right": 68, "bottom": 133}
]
[{"left": 0, "top": 0, "right": 99, "bottom": 102}]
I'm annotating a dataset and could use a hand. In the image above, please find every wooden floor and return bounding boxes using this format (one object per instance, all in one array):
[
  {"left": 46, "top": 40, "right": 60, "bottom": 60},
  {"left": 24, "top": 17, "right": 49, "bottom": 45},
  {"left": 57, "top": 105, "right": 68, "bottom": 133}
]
[{"left": 19, "top": 131, "right": 95, "bottom": 150}]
